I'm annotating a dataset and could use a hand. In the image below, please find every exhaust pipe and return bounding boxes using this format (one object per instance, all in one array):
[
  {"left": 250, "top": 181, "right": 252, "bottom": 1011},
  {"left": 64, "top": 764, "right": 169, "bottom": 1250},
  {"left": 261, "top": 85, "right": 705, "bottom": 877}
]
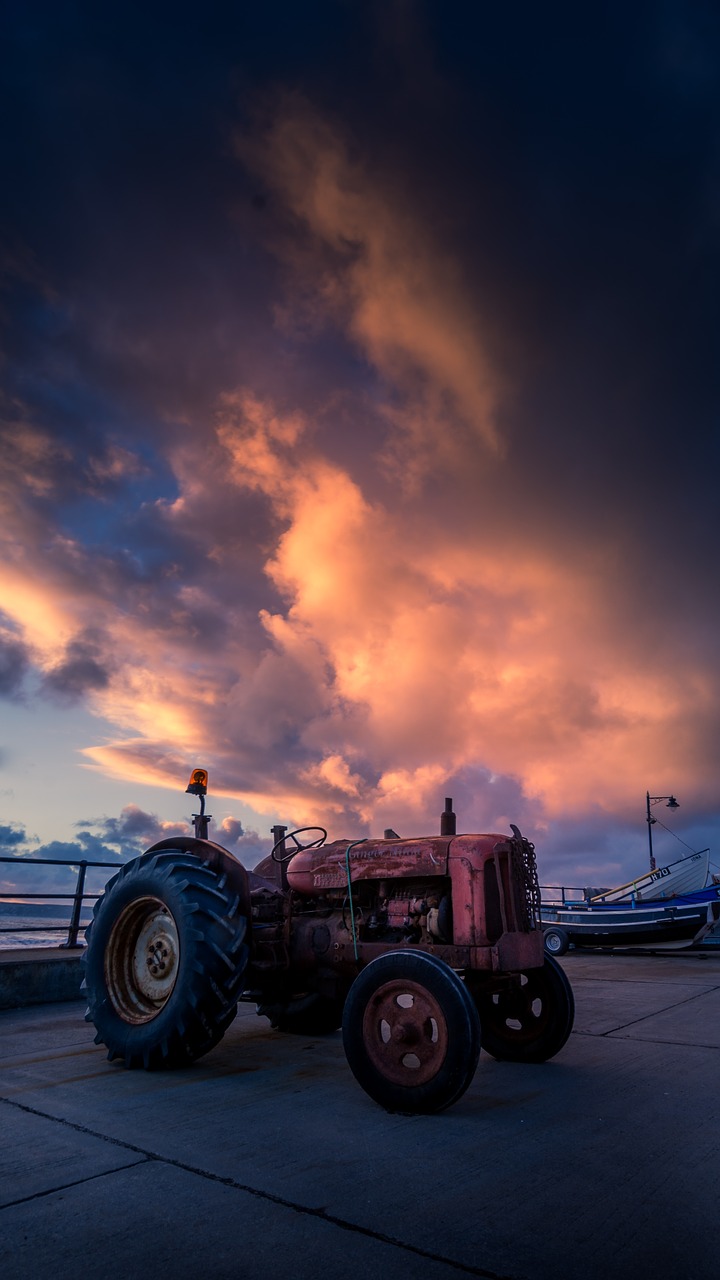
[{"left": 440, "top": 797, "right": 456, "bottom": 836}]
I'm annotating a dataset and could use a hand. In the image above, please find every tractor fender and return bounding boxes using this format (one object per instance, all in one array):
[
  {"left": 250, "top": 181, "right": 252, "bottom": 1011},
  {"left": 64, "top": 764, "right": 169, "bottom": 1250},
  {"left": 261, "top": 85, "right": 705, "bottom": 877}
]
[{"left": 142, "top": 837, "right": 252, "bottom": 921}]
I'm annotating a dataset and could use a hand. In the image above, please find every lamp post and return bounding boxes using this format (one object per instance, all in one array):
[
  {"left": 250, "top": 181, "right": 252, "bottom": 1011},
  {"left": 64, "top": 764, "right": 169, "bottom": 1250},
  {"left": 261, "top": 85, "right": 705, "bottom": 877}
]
[{"left": 646, "top": 792, "right": 679, "bottom": 871}]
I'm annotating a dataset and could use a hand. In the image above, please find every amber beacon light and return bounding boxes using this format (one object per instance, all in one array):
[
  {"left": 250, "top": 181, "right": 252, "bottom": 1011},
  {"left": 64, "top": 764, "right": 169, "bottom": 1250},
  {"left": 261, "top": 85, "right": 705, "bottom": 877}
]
[{"left": 186, "top": 768, "right": 208, "bottom": 797}]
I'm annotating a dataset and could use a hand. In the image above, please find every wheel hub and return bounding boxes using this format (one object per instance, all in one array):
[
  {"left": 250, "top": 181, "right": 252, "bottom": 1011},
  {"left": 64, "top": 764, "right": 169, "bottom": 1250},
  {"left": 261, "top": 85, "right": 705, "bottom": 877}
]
[
  {"left": 492, "top": 974, "right": 547, "bottom": 1036},
  {"left": 392, "top": 1022, "right": 420, "bottom": 1045},
  {"left": 134, "top": 914, "right": 178, "bottom": 999},
  {"left": 363, "top": 979, "right": 449, "bottom": 1086},
  {"left": 105, "top": 896, "right": 180, "bottom": 1023}
]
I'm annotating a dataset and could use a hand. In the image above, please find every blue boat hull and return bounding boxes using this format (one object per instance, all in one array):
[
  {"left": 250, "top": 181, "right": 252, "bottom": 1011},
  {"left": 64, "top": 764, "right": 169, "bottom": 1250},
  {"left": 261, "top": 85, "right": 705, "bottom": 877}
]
[{"left": 541, "top": 898, "right": 720, "bottom": 949}]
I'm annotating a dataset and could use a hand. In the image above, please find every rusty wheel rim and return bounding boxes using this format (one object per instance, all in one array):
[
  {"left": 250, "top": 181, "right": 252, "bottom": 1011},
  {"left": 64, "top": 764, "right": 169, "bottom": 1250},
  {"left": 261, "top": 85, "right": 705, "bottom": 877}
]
[
  {"left": 362, "top": 978, "right": 449, "bottom": 1086},
  {"left": 491, "top": 973, "right": 548, "bottom": 1037},
  {"left": 104, "top": 896, "right": 180, "bottom": 1024}
]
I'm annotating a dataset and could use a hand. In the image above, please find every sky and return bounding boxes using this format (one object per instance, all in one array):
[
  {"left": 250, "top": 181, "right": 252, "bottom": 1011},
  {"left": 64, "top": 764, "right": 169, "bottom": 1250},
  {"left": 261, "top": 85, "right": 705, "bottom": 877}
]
[{"left": 1, "top": 1, "right": 720, "bottom": 902}]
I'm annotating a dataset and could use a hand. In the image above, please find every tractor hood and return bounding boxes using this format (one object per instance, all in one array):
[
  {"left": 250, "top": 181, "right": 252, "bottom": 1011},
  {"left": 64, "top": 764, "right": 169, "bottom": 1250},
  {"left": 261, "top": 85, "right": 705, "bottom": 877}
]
[{"left": 286, "top": 836, "right": 452, "bottom": 895}]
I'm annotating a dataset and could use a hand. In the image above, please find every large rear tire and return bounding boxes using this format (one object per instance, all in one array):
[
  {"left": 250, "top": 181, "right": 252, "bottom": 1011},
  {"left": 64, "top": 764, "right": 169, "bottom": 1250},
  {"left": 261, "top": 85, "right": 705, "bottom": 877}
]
[
  {"left": 469, "top": 955, "right": 574, "bottom": 1063},
  {"left": 342, "top": 950, "right": 481, "bottom": 1113},
  {"left": 82, "top": 851, "right": 248, "bottom": 1069}
]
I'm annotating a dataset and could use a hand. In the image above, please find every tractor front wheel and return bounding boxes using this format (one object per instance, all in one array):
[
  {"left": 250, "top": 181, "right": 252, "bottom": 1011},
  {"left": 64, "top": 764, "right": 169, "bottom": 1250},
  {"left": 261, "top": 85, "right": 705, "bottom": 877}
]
[
  {"left": 469, "top": 955, "right": 574, "bottom": 1064},
  {"left": 342, "top": 950, "right": 481, "bottom": 1113},
  {"left": 82, "top": 851, "right": 249, "bottom": 1069}
]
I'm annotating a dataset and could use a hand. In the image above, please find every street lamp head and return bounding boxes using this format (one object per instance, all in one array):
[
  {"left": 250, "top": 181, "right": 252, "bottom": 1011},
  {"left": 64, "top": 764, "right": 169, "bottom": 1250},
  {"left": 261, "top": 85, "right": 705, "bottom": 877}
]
[{"left": 666, "top": 796, "right": 679, "bottom": 810}]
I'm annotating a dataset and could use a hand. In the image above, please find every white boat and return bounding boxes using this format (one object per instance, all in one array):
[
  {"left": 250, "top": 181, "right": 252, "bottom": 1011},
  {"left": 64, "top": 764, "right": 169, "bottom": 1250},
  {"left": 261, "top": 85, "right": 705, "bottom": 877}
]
[
  {"left": 541, "top": 895, "right": 720, "bottom": 953},
  {"left": 590, "top": 849, "right": 710, "bottom": 904}
]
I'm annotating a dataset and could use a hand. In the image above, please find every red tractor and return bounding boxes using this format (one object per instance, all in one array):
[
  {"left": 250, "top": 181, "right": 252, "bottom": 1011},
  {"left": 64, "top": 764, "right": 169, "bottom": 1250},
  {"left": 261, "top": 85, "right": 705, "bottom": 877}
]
[{"left": 83, "top": 777, "right": 574, "bottom": 1113}]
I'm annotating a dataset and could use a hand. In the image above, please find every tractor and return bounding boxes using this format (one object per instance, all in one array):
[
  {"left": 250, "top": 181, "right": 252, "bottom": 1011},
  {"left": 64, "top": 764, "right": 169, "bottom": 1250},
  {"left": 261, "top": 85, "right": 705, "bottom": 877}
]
[{"left": 82, "top": 775, "right": 574, "bottom": 1113}]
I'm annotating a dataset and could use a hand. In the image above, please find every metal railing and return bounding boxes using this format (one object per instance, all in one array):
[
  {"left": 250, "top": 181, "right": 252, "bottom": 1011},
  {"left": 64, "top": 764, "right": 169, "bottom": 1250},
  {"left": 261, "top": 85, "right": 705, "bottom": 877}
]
[
  {"left": 539, "top": 884, "right": 596, "bottom": 907},
  {"left": 0, "top": 855, "right": 120, "bottom": 948}
]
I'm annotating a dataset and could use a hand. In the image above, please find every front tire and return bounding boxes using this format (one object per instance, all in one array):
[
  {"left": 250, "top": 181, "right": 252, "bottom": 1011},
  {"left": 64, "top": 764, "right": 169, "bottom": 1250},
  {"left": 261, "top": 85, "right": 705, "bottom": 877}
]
[
  {"left": 468, "top": 955, "right": 574, "bottom": 1063},
  {"left": 342, "top": 950, "right": 481, "bottom": 1113},
  {"left": 82, "top": 852, "right": 249, "bottom": 1069}
]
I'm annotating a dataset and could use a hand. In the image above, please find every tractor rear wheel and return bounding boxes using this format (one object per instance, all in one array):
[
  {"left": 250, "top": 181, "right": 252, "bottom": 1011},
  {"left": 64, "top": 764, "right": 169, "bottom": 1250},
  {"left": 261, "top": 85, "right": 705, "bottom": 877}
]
[
  {"left": 82, "top": 851, "right": 248, "bottom": 1069},
  {"left": 469, "top": 955, "right": 574, "bottom": 1063},
  {"left": 342, "top": 950, "right": 481, "bottom": 1113}
]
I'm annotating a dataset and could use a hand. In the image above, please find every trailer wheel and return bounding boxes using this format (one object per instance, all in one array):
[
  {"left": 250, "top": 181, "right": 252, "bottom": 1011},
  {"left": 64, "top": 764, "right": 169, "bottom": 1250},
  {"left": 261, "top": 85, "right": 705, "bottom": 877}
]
[
  {"left": 342, "top": 950, "right": 481, "bottom": 1113},
  {"left": 543, "top": 926, "right": 570, "bottom": 956},
  {"left": 82, "top": 852, "right": 248, "bottom": 1069},
  {"left": 469, "top": 955, "right": 574, "bottom": 1063}
]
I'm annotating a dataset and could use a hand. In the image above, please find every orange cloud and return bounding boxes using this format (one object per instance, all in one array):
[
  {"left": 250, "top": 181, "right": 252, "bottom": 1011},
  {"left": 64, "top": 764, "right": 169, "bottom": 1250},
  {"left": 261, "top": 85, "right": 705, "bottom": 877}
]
[
  {"left": 239, "top": 99, "right": 502, "bottom": 484},
  {"left": 4, "top": 378, "right": 715, "bottom": 864},
  {"left": 213, "top": 391, "right": 708, "bottom": 827},
  {"left": 3, "top": 103, "right": 716, "bottom": 882}
]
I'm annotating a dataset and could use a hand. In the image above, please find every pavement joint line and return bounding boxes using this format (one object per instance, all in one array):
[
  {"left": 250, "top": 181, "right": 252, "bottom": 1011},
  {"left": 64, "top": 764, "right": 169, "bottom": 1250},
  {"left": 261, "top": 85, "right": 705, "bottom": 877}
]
[
  {"left": 0, "top": 1094, "right": 521, "bottom": 1280},
  {"left": 0, "top": 1158, "right": 152, "bottom": 1211},
  {"left": 593, "top": 983, "right": 720, "bottom": 1035},
  {"left": 570, "top": 974, "right": 720, "bottom": 987},
  {"left": 607, "top": 1034, "right": 720, "bottom": 1049},
  {"left": 572, "top": 1027, "right": 720, "bottom": 1049}
]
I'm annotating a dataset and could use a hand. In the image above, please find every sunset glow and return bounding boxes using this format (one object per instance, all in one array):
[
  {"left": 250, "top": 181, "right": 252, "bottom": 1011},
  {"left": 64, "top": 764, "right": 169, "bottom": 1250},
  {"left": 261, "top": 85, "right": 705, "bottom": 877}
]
[{"left": 2, "top": 7, "right": 718, "bottom": 892}]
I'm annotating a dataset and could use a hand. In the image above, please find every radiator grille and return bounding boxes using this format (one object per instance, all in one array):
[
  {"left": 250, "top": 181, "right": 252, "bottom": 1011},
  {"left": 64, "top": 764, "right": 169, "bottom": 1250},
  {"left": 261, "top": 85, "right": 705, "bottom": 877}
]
[{"left": 484, "top": 827, "right": 541, "bottom": 940}]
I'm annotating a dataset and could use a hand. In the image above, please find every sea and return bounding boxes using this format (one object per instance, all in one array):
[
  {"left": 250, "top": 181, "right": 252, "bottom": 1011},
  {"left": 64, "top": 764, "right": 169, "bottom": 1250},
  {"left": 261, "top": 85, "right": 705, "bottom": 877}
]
[{"left": 0, "top": 901, "right": 93, "bottom": 950}]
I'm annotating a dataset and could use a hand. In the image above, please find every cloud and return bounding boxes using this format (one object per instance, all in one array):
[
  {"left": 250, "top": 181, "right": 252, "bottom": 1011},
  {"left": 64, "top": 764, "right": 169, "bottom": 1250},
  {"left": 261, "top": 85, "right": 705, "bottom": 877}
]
[
  {"left": 4, "top": 358, "right": 712, "bottom": 877},
  {"left": 0, "top": 833, "right": 124, "bottom": 899},
  {"left": 0, "top": 823, "right": 27, "bottom": 848},
  {"left": 0, "top": 630, "right": 30, "bottom": 699},
  {"left": 79, "top": 805, "right": 272, "bottom": 867},
  {"left": 84, "top": 804, "right": 187, "bottom": 849},
  {"left": 41, "top": 631, "right": 112, "bottom": 703},
  {"left": 238, "top": 97, "right": 502, "bottom": 485},
  {"left": 215, "top": 816, "right": 273, "bottom": 866},
  {"left": 1, "top": 59, "right": 718, "bottom": 894},
  {"left": 0, "top": 804, "right": 273, "bottom": 897},
  {"left": 217, "top": 816, "right": 244, "bottom": 842}
]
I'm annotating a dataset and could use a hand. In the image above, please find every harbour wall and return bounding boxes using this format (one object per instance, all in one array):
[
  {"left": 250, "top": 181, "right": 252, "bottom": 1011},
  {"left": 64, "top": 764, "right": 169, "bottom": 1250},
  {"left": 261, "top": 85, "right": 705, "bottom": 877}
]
[{"left": 0, "top": 947, "right": 83, "bottom": 1010}]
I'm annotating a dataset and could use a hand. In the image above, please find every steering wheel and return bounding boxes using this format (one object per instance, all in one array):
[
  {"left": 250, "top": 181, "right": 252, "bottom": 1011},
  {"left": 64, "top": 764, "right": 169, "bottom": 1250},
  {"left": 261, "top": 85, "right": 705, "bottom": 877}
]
[{"left": 271, "top": 826, "right": 328, "bottom": 863}]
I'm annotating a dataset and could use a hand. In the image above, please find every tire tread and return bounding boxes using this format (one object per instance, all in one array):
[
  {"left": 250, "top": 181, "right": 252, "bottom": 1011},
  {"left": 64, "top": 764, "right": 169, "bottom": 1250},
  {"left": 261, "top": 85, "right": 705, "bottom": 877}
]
[{"left": 82, "top": 853, "right": 248, "bottom": 1070}]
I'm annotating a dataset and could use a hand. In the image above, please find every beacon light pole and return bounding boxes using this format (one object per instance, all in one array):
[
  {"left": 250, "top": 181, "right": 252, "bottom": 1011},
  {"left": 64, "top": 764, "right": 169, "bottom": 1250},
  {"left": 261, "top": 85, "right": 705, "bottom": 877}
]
[{"left": 646, "top": 792, "right": 679, "bottom": 871}]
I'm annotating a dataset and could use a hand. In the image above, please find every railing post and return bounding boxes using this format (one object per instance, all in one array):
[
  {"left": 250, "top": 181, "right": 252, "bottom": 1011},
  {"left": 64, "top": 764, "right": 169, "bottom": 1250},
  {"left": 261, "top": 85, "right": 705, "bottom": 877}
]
[{"left": 63, "top": 861, "right": 88, "bottom": 948}]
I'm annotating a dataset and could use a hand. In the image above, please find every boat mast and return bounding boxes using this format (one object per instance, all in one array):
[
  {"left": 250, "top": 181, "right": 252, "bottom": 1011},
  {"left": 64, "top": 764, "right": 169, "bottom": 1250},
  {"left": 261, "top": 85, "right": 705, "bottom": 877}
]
[{"left": 646, "top": 791, "right": 679, "bottom": 871}]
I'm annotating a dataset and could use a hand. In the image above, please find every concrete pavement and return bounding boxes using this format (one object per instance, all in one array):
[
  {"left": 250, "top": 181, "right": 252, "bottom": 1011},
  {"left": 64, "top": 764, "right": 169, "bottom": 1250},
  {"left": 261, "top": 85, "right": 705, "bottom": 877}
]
[{"left": 0, "top": 951, "right": 718, "bottom": 1280}]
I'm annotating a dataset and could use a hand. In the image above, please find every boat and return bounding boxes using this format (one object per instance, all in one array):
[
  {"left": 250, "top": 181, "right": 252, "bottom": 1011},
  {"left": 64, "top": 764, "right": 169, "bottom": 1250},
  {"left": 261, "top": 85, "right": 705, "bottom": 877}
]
[
  {"left": 589, "top": 849, "right": 710, "bottom": 904},
  {"left": 541, "top": 893, "right": 720, "bottom": 954},
  {"left": 662, "top": 882, "right": 720, "bottom": 905}
]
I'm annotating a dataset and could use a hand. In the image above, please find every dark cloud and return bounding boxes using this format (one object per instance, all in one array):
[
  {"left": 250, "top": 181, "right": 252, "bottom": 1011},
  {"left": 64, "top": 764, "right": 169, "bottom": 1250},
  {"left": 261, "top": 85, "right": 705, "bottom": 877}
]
[
  {"left": 31, "top": 837, "right": 119, "bottom": 863},
  {"left": 89, "top": 805, "right": 169, "bottom": 843},
  {"left": 82, "top": 806, "right": 272, "bottom": 867},
  {"left": 0, "top": 634, "right": 30, "bottom": 699},
  {"left": 537, "top": 806, "right": 720, "bottom": 893},
  {"left": 1, "top": 833, "right": 124, "bottom": 899},
  {"left": 215, "top": 817, "right": 273, "bottom": 868},
  {"left": 41, "top": 633, "right": 112, "bottom": 703},
  {"left": 0, "top": 3, "right": 719, "bottom": 883},
  {"left": 79, "top": 802, "right": 273, "bottom": 866},
  {"left": 0, "top": 802, "right": 272, "bottom": 898},
  {"left": 217, "top": 816, "right": 244, "bottom": 842},
  {"left": 0, "top": 823, "right": 27, "bottom": 848}
]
